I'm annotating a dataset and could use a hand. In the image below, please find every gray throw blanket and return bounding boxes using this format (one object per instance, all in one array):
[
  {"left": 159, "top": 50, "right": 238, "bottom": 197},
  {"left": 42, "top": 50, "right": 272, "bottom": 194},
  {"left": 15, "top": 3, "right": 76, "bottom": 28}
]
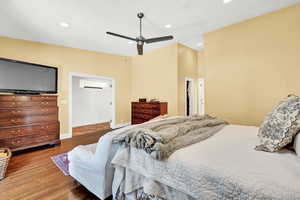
[{"left": 112, "top": 115, "right": 228, "bottom": 160}]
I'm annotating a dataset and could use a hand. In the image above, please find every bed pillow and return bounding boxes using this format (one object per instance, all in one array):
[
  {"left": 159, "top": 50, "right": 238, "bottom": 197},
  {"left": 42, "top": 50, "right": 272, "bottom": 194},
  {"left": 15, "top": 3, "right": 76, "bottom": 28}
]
[
  {"left": 294, "top": 133, "right": 300, "bottom": 156},
  {"left": 255, "top": 95, "right": 300, "bottom": 152}
]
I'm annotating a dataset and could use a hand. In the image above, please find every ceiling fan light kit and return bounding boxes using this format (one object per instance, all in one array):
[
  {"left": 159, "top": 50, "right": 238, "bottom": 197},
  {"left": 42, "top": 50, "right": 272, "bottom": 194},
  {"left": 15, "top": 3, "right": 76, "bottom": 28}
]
[{"left": 107, "top": 12, "right": 174, "bottom": 55}]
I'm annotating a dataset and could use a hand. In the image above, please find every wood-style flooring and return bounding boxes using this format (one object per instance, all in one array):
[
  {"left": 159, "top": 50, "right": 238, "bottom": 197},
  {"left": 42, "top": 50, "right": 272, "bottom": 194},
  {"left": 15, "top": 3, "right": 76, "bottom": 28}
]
[
  {"left": 72, "top": 122, "right": 111, "bottom": 137},
  {"left": 0, "top": 130, "right": 112, "bottom": 200}
]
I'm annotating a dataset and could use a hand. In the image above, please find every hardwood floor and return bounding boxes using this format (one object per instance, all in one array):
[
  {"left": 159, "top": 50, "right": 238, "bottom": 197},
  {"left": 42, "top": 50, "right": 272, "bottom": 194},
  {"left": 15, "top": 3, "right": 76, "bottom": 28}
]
[
  {"left": 72, "top": 122, "right": 111, "bottom": 137},
  {"left": 0, "top": 130, "right": 112, "bottom": 200}
]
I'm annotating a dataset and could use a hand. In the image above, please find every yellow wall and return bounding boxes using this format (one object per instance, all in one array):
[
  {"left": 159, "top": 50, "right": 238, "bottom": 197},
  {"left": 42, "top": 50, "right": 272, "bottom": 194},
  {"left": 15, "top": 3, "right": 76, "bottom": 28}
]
[
  {"left": 197, "top": 51, "right": 205, "bottom": 78},
  {"left": 204, "top": 4, "right": 300, "bottom": 126},
  {"left": 0, "top": 36, "right": 200, "bottom": 135},
  {"left": 177, "top": 44, "right": 198, "bottom": 115},
  {"left": 131, "top": 43, "right": 179, "bottom": 115},
  {"left": 0, "top": 36, "right": 132, "bottom": 134},
  {"left": 131, "top": 43, "right": 199, "bottom": 116}
]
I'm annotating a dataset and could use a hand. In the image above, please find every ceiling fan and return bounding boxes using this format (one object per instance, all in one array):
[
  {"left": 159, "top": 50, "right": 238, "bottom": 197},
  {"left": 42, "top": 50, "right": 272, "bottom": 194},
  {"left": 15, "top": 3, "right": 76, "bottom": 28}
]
[{"left": 106, "top": 12, "right": 174, "bottom": 55}]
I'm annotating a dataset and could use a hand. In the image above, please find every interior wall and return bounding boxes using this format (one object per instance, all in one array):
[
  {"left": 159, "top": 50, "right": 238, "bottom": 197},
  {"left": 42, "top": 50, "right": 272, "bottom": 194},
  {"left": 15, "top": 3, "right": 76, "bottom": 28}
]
[
  {"left": 204, "top": 4, "right": 300, "bottom": 126},
  {"left": 131, "top": 43, "right": 179, "bottom": 115},
  {"left": 72, "top": 77, "right": 112, "bottom": 127},
  {"left": 177, "top": 44, "right": 198, "bottom": 116},
  {"left": 197, "top": 50, "right": 205, "bottom": 78},
  {"left": 0, "top": 36, "right": 132, "bottom": 134}
]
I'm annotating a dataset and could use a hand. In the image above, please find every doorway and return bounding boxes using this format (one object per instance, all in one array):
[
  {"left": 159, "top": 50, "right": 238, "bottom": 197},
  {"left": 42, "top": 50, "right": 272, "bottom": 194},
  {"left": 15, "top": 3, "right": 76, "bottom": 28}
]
[
  {"left": 69, "top": 72, "right": 116, "bottom": 137},
  {"left": 185, "top": 78, "right": 194, "bottom": 116}
]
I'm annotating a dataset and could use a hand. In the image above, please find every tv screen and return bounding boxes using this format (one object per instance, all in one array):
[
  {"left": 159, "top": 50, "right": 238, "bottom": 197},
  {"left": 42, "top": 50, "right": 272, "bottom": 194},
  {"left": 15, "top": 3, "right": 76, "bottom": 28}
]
[{"left": 0, "top": 58, "right": 57, "bottom": 94}]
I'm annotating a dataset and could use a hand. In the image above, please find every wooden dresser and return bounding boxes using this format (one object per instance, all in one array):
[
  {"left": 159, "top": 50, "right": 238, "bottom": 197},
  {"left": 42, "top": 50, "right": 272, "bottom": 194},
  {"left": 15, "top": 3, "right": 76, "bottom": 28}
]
[
  {"left": 132, "top": 102, "right": 168, "bottom": 125},
  {"left": 0, "top": 95, "right": 60, "bottom": 152}
]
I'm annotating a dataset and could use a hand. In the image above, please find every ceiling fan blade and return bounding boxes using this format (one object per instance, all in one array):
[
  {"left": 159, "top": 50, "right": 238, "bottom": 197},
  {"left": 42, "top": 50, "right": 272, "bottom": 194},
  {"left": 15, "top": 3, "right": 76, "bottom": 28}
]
[
  {"left": 145, "top": 35, "right": 174, "bottom": 44},
  {"left": 137, "top": 44, "right": 143, "bottom": 55},
  {"left": 106, "top": 32, "right": 137, "bottom": 42}
]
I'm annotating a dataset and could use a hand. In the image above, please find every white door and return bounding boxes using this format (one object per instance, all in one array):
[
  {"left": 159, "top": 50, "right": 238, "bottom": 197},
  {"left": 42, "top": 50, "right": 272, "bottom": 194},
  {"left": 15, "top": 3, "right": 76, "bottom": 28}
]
[{"left": 198, "top": 78, "right": 205, "bottom": 115}]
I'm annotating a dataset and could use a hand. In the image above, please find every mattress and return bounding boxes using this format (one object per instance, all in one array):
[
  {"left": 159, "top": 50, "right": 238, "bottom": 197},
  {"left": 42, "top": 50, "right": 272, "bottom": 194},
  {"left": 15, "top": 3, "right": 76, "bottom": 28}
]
[{"left": 112, "top": 125, "right": 300, "bottom": 199}]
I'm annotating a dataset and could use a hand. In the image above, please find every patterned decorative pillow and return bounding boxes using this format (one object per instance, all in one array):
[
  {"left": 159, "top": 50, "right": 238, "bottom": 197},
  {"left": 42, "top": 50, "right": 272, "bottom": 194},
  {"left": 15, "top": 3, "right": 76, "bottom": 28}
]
[{"left": 255, "top": 95, "right": 300, "bottom": 152}]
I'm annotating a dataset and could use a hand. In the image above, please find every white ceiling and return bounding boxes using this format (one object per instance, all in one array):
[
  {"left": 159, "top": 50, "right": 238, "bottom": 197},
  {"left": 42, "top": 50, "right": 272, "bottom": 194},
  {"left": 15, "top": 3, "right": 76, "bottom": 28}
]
[{"left": 0, "top": 0, "right": 299, "bottom": 56}]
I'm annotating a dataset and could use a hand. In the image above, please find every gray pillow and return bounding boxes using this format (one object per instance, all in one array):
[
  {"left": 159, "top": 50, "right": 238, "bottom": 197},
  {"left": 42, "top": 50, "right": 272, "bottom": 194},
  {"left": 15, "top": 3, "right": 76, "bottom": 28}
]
[{"left": 256, "top": 95, "right": 300, "bottom": 152}]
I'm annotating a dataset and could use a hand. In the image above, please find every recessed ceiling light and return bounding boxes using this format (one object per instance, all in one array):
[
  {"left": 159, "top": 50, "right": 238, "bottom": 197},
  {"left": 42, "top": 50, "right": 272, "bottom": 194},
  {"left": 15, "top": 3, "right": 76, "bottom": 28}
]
[
  {"left": 59, "top": 22, "right": 70, "bottom": 28},
  {"left": 223, "top": 0, "right": 233, "bottom": 4},
  {"left": 197, "top": 42, "right": 203, "bottom": 47},
  {"left": 165, "top": 24, "right": 172, "bottom": 28}
]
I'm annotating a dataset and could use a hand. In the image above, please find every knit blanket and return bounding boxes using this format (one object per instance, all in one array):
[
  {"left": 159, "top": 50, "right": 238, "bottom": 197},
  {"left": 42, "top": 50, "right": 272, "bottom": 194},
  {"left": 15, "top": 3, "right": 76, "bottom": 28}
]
[{"left": 112, "top": 115, "right": 228, "bottom": 160}]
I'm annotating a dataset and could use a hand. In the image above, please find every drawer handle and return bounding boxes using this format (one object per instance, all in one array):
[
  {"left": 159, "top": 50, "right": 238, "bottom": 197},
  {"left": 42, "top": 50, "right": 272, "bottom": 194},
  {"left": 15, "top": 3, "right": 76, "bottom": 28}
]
[{"left": 12, "top": 110, "right": 22, "bottom": 114}]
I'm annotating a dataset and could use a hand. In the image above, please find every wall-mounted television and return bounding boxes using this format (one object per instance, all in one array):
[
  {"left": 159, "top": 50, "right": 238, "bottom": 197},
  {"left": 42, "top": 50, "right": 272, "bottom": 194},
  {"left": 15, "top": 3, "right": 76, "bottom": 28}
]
[{"left": 0, "top": 58, "right": 58, "bottom": 94}]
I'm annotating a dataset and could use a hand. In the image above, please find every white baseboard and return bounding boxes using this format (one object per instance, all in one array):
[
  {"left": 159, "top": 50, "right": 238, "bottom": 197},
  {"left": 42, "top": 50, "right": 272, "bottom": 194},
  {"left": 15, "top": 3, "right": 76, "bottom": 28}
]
[
  {"left": 60, "top": 132, "right": 72, "bottom": 140},
  {"left": 111, "top": 122, "right": 131, "bottom": 129}
]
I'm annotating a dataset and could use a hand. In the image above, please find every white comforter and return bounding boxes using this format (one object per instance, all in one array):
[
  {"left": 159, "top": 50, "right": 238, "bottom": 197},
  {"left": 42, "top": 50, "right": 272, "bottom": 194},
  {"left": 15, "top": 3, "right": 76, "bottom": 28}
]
[
  {"left": 111, "top": 125, "right": 300, "bottom": 200},
  {"left": 69, "top": 121, "right": 300, "bottom": 199}
]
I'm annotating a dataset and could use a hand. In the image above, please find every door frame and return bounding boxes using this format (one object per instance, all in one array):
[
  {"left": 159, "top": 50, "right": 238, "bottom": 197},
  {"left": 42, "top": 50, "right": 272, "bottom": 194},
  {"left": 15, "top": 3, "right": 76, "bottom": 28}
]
[
  {"left": 184, "top": 77, "right": 194, "bottom": 116},
  {"left": 68, "top": 72, "right": 116, "bottom": 138},
  {"left": 198, "top": 78, "right": 205, "bottom": 115}
]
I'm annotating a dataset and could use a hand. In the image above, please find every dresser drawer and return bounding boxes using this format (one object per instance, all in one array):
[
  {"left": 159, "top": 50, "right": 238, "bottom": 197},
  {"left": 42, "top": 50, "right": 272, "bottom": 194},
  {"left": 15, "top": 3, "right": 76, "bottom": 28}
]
[
  {"left": 0, "top": 123, "right": 59, "bottom": 139},
  {"left": 0, "top": 96, "right": 32, "bottom": 102},
  {"left": 132, "top": 108, "right": 160, "bottom": 115},
  {"left": 31, "top": 96, "right": 57, "bottom": 102},
  {"left": 0, "top": 101, "right": 57, "bottom": 108},
  {"left": 0, "top": 107, "right": 58, "bottom": 119},
  {"left": 132, "top": 103, "right": 160, "bottom": 110},
  {"left": 0, "top": 114, "right": 58, "bottom": 127},
  {"left": 133, "top": 113, "right": 158, "bottom": 121},
  {"left": 0, "top": 95, "right": 57, "bottom": 102},
  {"left": 0, "top": 132, "right": 59, "bottom": 150},
  {"left": 132, "top": 119, "right": 147, "bottom": 125}
]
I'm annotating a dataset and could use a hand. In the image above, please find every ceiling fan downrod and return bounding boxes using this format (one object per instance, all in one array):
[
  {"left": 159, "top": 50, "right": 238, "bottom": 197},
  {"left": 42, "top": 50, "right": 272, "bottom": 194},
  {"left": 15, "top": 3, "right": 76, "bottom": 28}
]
[{"left": 137, "top": 12, "right": 144, "bottom": 37}]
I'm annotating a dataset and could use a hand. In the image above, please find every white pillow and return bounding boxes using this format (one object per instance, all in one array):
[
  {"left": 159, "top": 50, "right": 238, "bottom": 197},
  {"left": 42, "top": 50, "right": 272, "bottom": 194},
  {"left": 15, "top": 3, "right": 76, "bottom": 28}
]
[{"left": 294, "top": 133, "right": 300, "bottom": 156}]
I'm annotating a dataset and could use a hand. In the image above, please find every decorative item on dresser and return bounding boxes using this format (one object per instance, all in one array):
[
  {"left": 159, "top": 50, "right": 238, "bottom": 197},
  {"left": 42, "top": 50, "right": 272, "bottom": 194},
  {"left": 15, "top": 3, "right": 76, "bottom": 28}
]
[
  {"left": 0, "top": 95, "right": 60, "bottom": 152},
  {"left": 131, "top": 102, "right": 168, "bottom": 125}
]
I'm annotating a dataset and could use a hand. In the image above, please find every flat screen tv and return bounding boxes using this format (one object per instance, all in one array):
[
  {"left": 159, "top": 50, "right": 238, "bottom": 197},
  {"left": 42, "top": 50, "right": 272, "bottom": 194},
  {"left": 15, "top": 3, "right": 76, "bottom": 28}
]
[{"left": 0, "top": 58, "right": 58, "bottom": 94}]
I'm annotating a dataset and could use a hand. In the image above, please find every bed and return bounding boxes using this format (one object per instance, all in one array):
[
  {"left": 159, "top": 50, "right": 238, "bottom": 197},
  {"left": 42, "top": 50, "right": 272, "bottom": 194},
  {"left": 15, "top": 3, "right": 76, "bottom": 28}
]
[{"left": 68, "top": 116, "right": 300, "bottom": 200}]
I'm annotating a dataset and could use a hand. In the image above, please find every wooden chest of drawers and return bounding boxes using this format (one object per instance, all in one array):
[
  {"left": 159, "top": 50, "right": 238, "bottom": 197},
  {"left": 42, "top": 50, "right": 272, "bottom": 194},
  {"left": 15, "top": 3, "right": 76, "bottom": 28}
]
[
  {"left": 132, "top": 102, "right": 168, "bottom": 125},
  {"left": 0, "top": 95, "right": 60, "bottom": 152}
]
